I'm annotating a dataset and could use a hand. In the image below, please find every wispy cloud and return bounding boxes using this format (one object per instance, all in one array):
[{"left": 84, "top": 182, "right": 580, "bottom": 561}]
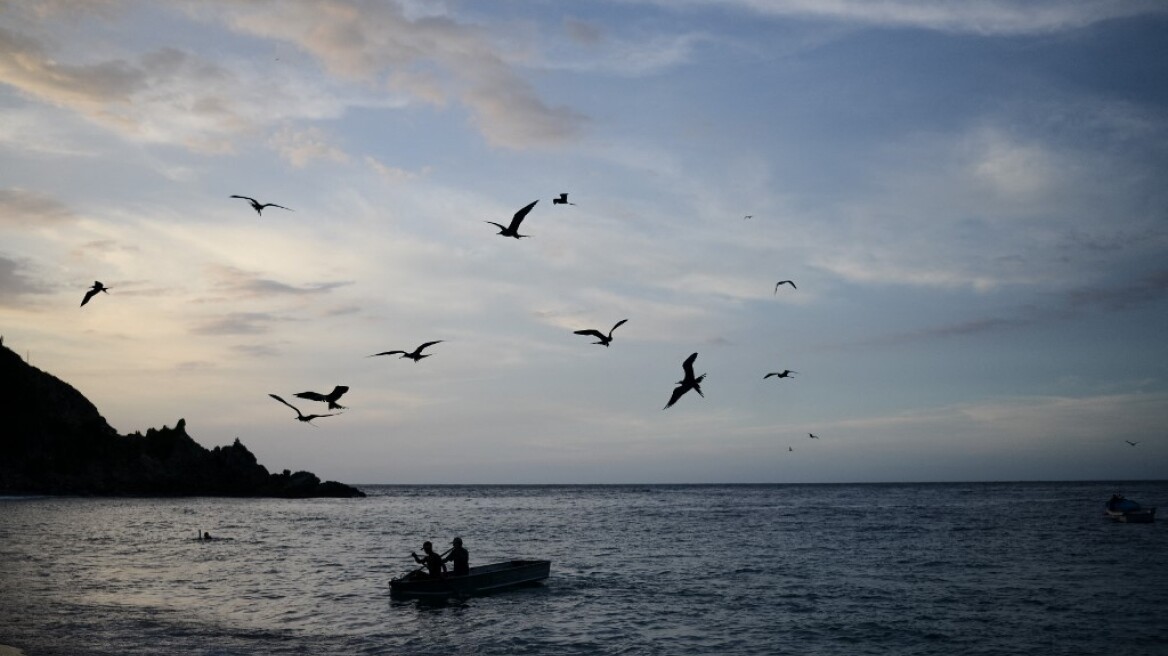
[
  {"left": 641, "top": 0, "right": 1168, "bottom": 35},
  {"left": 208, "top": 265, "right": 353, "bottom": 299},
  {"left": 0, "top": 188, "right": 76, "bottom": 228},
  {"left": 221, "top": 1, "right": 586, "bottom": 148},
  {"left": 191, "top": 311, "right": 289, "bottom": 336},
  {"left": 0, "top": 253, "right": 52, "bottom": 304}
]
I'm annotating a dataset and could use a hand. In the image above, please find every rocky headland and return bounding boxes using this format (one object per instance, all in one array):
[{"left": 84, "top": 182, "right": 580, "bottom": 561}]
[{"left": 0, "top": 342, "right": 364, "bottom": 498}]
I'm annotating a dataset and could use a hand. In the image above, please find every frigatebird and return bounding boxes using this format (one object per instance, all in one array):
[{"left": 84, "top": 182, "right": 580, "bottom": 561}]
[
  {"left": 764, "top": 370, "right": 797, "bottom": 379},
  {"left": 230, "top": 195, "right": 293, "bottom": 215},
  {"left": 269, "top": 394, "right": 337, "bottom": 424},
  {"left": 80, "top": 281, "right": 110, "bottom": 307},
  {"left": 486, "top": 200, "right": 538, "bottom": 238},
  {"left": 774, "top": 280, "right": 796, "bottom": 293},
  {"left": 294, "top": 385, "right": 350, "bottom": 410},
  {"left": 1125, "top": 440, "right": 1139, "bottom": 447},
  {"left": 552, "top": 193, "right": 575, "bottom": 206},
  {"left": 370, "top": 340, "right": 444, "bottom": 362},
  {"left": 809, "top": 433, "right": 819, "bottom": 439},
  {"left": 664, "top": 352, "right": 706, "bottom": 410},
  {"left": 574, "top": 319, "right": 628, "bottom": 347}
]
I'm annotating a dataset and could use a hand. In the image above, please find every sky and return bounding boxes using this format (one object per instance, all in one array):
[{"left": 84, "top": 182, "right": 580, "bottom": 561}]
[{"left": 1, "top": 0, "right": 1166, "bottom": 484}]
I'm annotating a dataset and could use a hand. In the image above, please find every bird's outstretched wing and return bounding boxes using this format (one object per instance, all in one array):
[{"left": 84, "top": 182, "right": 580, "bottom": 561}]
[
  {"left": 681, "top": 352, "right": 699, "bottom": 380},
  {"left": 574, "top": 329, "right": 605, "bottom": 339},
  {"left": 326, "top": 385, "right": 349, "bottom": 401},
  {"left": 664, "top": 385, "right": 687, "bottom": 410},
  {"left": 269, "top": 393, "right": 301, "bottom": 415},
  {"left": 763, "top": 372, "right": 777, "bottom": 379},
  {"left": 302, "top": 413, "right": 336, "bottom": 421},
  {"left": 508, "top": 200, "right": 539, "bottom": 231},
  {"left": 294, "top": 391, "right": 329, "bottom": 403},
  {"left": 370, "top": 350, "right": 406, "bottom": 357},
  {"left": 264, "top": 203, "right": 293, "bottom": 212},
  {"left": 610, "top": 319, "right": 628, "bottom": 333},
  {"left": 80, "top": 288, "right": 99, "bottom": 307},
  {"left": 416, "top": 340, "right": 444, "bottom": 352}
]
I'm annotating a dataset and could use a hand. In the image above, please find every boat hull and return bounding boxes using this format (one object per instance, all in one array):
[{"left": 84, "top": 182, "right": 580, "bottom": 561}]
[
  {"left": 1106, "top": 508, "right": 1156, "bottom": 523},
  {"left": 389, "top": 559, "right": 550, "bottom": 599}
]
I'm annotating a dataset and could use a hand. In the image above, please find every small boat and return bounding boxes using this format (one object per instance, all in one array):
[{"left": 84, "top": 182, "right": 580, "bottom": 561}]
[
  {"left": 389, "top": 559, "right": 551, "bottom": 599},
  {"left": 1105, "top": 495, "right": 1156, "bottom": 523}
]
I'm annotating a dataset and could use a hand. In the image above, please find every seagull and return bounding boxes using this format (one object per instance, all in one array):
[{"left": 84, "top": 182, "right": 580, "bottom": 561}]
[
  {"left": 294, "top": 385, "right": 350, "bottom": 410},
  {"left": 764, "top": 370, "right": 797, "bottom": 379},
  {"left": 774, "top": 280, "right": 796, "bottom": 293},
  {"left": 573, "top": 319, "right": 628, "bottom": 347},
  {"left": 369, "top": 340, "right": 444, "bottom": 362},
  {"left": 269, "top": 394, "right": 337, "bottom": 424},
  {"left": 80, "top": 281, "right": 110, "bottom": 307},
  {"left": 552, "top": 193, "right": 575, "bottom": 206},
  {"left": 486, "top": 200, "right": 538, "bottom": 238},
  {"left": 664, "top": 352, "right": 706, "bottom": 410},
  {"left": 230, "top": 195, "right": 293, "bottom": 215},
  {"left": 809, "top": 433, "right": 819, "bottom": 439},
  {"left": 1125, "top": 440, "right": 1139, "bottom": 446}
]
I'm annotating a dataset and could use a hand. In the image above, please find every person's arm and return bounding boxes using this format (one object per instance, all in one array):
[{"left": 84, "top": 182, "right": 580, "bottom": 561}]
[{"left": 411, "top": 551, "right": 423, "bottom": 564}]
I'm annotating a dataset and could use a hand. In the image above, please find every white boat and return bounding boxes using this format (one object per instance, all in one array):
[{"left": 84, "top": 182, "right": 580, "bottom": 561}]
[
  {"left": 389, "top": 559, "right": 550, "bottom": 599},
  {"left": 1105, "top": 495, "right": 1156, "bottom": 523}
]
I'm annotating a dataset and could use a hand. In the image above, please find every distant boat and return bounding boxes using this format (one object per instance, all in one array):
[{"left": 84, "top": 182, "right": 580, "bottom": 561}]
[
  {"left": 1105, "top": 495, "right": 1156, "bottom": 523},
  {"left": 389, "top": 559, "right": 551, "bottom": 599}
]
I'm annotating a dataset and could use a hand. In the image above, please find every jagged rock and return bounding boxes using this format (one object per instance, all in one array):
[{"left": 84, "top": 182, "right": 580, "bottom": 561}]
[{"left": 0, "top": 343, "right": 364, "bottom": 498}]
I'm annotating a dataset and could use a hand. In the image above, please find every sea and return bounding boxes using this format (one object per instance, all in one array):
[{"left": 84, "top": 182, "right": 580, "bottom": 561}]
[{"left": 1, "top": 481, "right": 1166, "bottom": 656}]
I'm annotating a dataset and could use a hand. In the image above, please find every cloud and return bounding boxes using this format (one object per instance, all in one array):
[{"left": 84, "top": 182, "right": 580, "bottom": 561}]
[
  {"left": 0, "top": 188, "right": 75, "bottom": 228},
  {"left": 643, "top": 0, "right": 1168, "bottom": 35},
  {"left": 0, "top": 253, "right": 51, "bottom": 304},
  {"left": 365, "top": 155, "right": 429, "bottom": 182},
  {"left": 191, "top": 311, "right": 286, "bottom": 336},
  {"left": 222, "top": 1, "right": 586, "bottom": 148},
  {"left": 267, "top": 125, "right": 350, "bottom": 168},
  {"left": 209, "top": 265, "right": 353, "bottom": 299}
]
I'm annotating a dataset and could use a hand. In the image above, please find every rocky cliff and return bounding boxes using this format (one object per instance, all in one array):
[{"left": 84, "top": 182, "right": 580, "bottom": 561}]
[{"left": 0, "top": 343, "right": 364, "bottom": 498}]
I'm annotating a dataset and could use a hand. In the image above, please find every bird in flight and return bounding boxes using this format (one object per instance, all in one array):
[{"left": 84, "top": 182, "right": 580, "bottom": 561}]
[
  {"left": 269, "top": 394, "right": 337, "bottom": 424},
  {"left": 664, "top": 352, "right": 706, "bottom": 409},
  {"left": 486, "top": 200, "right": 538, "bottom": 238},
  {"left": 788, "top": 446, "right": 793, "bottom": 452},
  {"left": 764, "top": 370, "right": 797, "bottom": 379},
  {"left": 809, "top": 433, "right": 819, "bottom": 439},
  {"left": 230, "top": 195, "right": 293, "bottom": 215},
  {"left": 552, "top": 193, "right": 575, "bottom": 206},
  {"left": 1125, "top": 440, "right": 1139, "bottom": 446},
  {"left": 574, "top": 319, "right": 628, "bottom": 347},
  {"left": 774, "top": 280, "right": 796, "bottom": 293},
  {"left": 744, "top": 214, "right": 753, "bottom": 220},
  {"left": 294, "top": 386, "right": 350, "bottom": 410},
  {"left": 80, "top": 281, "right": 110, "bottom": 307},
  {"left": 370, "top": 340, "right": 444, "bottom": 362}
]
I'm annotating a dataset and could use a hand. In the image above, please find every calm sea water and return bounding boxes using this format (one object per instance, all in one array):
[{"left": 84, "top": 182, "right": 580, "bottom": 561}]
[{"left": 1, "top": 482, "right": 1166, "bottom": 656}]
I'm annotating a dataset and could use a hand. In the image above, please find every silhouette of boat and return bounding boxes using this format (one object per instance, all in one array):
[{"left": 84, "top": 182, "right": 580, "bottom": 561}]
[
  {"left": 1105, "top": 495, "right": 1156, "bottom": 523},
  {"left": 389, "top": 559, "right": 551, "bottom": 599}
]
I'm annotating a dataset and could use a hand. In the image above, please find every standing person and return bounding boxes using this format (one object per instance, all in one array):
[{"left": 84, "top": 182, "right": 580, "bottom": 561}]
[
  {"left": 411, "top": 541, "right": 446, "bottom": 579},
  {"left": 444, "top": 537, "right": 469, "bottom": 576}
]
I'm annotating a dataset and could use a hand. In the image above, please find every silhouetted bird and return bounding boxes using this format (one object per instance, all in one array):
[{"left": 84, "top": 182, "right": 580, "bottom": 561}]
[
  {"left": 774, "top": 280, "right": 796, "bottom": 293},
  {"left": 552, "top": 193, "right": 575, "bottom": 205},
  {"left": 269, "top": 394, "right": 337, "bottom": 424},
  {"left": 486, "top": 200, "right": 538, "bottom": 238},
  {"left": 230, "top": 195, "right": 293, "bottom": 215},
  {"left": 80, "top": 281, "right": 110, "bottom": 307},
  {"left": 574, "top": 319, "right": 628, "bottom": 347},
  {"left": 1125, "top": 440, "right": 1139, "bottom": 446},
  {"left": 664, "top": 352, "right": 706, "bottom": 409},
  {"left": 764, "top": 370, "right": 797, "bottom": 379},
  {"left": 370, "top": 340, "right": 444, "bottom": 362},
  {"left": 744, "top": 214, "right": 753, "bottom": 220},
  {"left": 294, "top": 385, "right": 350, "bottom": 410},
  {"left": 809, "top": 433, "right": 819, "bottom": 439},
  {"left": 789, "top": 446, "right": 793, "bottom": 452}
]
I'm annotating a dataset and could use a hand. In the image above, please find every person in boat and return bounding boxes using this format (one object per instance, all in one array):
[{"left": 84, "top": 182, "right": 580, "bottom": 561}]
[
  {"left": 444, "top": 537, "right": 469, "bottom": 576},
  {"left": 411, "top": 541, "right": 447, "bottom": 579},
  {"left": 202, "top": 531, "right": 213, "bottom": 540}
]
